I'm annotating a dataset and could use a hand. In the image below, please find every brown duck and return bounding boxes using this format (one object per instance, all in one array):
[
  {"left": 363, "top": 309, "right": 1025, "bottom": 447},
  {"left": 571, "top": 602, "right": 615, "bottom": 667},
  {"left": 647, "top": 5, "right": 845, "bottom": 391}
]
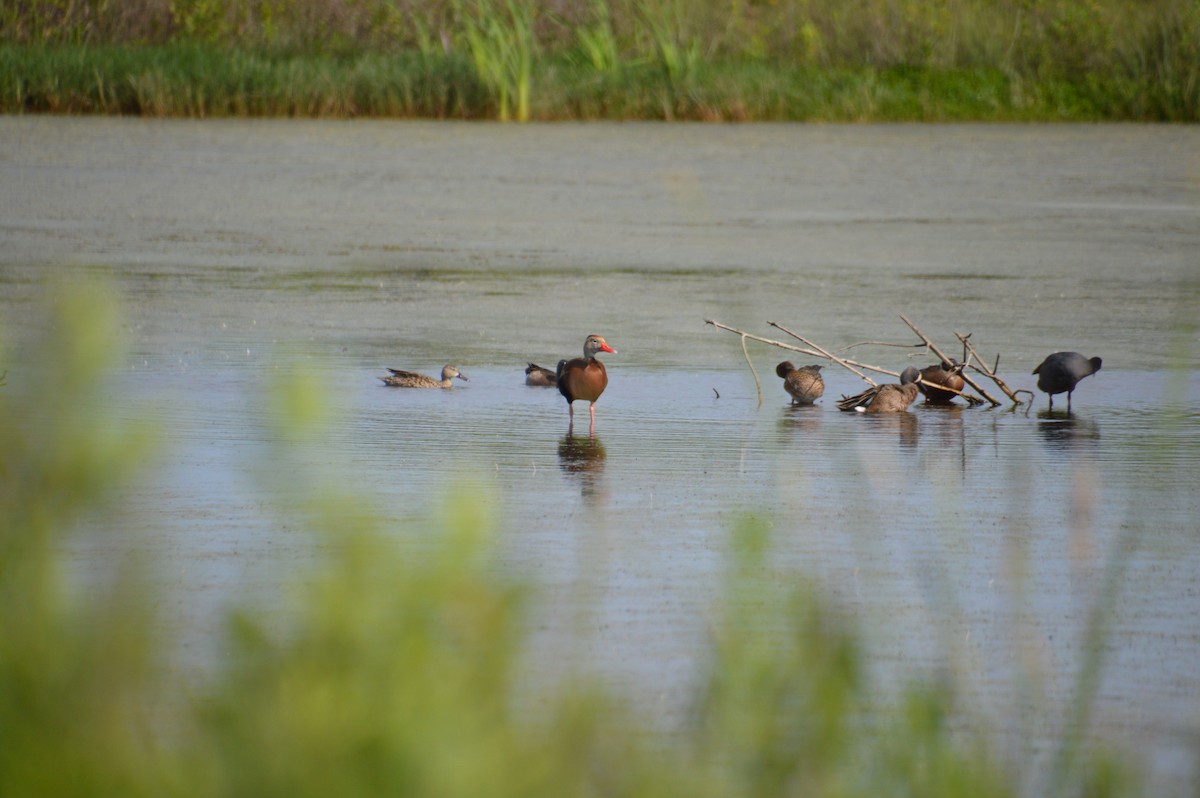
[
  {"left": 557, "top": 334, "right": 617, "bottom": 432},
  {"left": 838, "top": 367, "right": 920, "bottom": 413},
  {"left": 380, "top": 365, "right": 469, "bottom": 388},
  {"left": 776, "top": 361, "right": 824, "bottom": 405},
  {"left": 915, "top": 361, "right": 966, "bottom": 404},
  {"left": 525, "top": 362, "right": 558, "bottom": 387}
]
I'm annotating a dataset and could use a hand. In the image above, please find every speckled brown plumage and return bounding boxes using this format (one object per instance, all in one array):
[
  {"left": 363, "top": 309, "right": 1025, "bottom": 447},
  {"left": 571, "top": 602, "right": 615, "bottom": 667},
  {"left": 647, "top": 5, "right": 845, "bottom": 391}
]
[{"left": 776, "top": 361, "right": 825, "bottom": 405}]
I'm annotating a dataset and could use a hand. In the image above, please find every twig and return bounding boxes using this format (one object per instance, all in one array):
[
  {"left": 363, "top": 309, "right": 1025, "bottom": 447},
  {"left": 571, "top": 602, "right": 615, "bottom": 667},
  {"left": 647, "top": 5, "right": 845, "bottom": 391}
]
[
  {"left": 707, "top": 319, "right": 901, "bottom": 385},
  {"left": 768, "top": 321, "right": 877, "bottom": 386},
  {"left": 912, "top": 376, "right": 984, "bottom": 406},
  {"left": 955, "top": 331, "right": 1026, "bottom": 406},
  {"left": 705, "top": 320, "right": 774, "bottom": 405},
  {"left": 705, "top": 320, "right": 823, "bottom": 358},
  {"left": 899, "top": 314, "right": 1001, "bottom": 406},
  {"left": 740, "top": 333, "right": 762, "bottom": 406},
  {"left": 839, "top": 341, "right": 925, "bottom": 352}
]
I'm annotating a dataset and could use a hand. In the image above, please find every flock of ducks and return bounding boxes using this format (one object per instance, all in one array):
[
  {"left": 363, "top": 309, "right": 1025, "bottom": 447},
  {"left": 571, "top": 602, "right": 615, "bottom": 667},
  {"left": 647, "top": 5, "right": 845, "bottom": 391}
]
[
  {"left": 381, "top": 334, "right": 619, "bottom": 434},
  {"left": 381, "top": 335, "right": 1104, "bottom": 429}
]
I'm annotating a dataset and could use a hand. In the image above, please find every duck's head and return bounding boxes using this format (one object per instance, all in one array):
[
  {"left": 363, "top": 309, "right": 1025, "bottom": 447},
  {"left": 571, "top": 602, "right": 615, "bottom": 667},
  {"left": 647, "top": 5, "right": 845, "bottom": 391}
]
[
  {"left": 443, "top": 365, "right": 469, "bottom": 382},
  {"left": 584, "top": 335, "right": 617, "bottom": 358}
]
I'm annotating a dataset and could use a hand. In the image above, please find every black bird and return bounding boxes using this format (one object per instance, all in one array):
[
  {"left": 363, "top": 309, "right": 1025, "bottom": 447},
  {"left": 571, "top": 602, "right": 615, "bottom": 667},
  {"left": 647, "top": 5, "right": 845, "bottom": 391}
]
[{"left": 1032, "top": 352, "right": 1102, "bottom": 412}]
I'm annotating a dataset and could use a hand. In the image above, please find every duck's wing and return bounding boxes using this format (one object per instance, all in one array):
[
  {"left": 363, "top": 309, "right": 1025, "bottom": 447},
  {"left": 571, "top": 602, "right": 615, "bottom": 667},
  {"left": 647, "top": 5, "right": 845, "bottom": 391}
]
[
  {"left": 837, "top": 386, "right": 879, "bottom": 412},
  {"left": 387, "top": 368, "right": 423, "bottom": 379}
]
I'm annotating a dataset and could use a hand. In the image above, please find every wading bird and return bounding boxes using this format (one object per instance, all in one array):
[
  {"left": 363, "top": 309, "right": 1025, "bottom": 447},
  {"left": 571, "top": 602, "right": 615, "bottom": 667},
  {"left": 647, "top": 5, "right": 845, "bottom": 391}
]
[
  {"left": 1032, "top": 351, "right": 1102, "bottom": 412},
  {"left": 776, "top": 361, "right": 825, "bottom": 405},
  {"left": 557, "top": 335, "right": 617, "bottom": 433}
]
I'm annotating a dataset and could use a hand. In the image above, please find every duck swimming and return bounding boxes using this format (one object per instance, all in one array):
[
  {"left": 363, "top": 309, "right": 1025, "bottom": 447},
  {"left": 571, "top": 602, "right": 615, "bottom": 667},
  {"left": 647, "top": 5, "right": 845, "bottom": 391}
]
[
  {"left": 380, "top": 365, "right": 469, "bottom": 389},
  {"left": 525, "top": 363, "right": 557, "bottom": 387}
]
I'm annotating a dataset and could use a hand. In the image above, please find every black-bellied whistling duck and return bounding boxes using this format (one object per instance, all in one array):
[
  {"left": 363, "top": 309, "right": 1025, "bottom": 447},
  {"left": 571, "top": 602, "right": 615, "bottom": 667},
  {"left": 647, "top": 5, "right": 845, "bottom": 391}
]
[
  {"left": 556, "top": 334, "right": 616, "bottom": 432},
  {"left": 838, "top": 367, "right": 920, "bottom": 413},
  {"left": 1032, "top": 351, "right": 1102, "bottom": 412},
  {"left": 915, "top": 361, "right": 966, "bottom": 404},
  {"left": 380, "top": 365, "right": 468, "bottom": 388},
  {"left": 525, "top": 363, "right": 557, "bottom": 386},
  {"left": 776, "top": 361, "right": 824, "bottom": 405}
]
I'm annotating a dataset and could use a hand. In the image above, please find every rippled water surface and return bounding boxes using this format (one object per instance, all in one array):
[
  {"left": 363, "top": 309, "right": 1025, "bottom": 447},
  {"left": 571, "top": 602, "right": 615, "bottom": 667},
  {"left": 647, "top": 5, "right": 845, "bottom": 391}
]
[{"left": 2, "top": 119, "right": 1199, "bottom": 794}]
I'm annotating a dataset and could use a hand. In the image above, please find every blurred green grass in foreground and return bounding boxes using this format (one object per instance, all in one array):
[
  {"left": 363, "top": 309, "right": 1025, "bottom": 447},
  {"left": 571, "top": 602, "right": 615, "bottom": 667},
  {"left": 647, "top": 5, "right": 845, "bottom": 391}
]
[{"left": 0, "top": 285, "right": 1140, "bottom": 796}]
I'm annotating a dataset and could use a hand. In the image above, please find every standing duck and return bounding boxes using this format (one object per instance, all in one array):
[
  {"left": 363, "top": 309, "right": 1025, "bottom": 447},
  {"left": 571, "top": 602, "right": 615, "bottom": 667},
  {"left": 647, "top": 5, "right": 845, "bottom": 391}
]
[
  {"left": 1032, "top": 352, "right": 1102, "bottom": 412},
  {"left": 838, "top": 367, "right": 921, "bottom": 413},
  {"left": 380, "top": 365, "right": 469, "bottom": 389},
  {"left": 776, "top": 361, "right": 825, "bottom": 405},
  {"left": 557, "top": 334, "right": 617, "bottom": 433},
  {"left": 525, "top": 363, "right": 558, "bottom": 387}
]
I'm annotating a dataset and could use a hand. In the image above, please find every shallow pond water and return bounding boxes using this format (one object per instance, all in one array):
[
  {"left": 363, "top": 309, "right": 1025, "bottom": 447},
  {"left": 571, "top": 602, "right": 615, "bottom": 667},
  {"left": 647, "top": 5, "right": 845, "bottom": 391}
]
[{"left": 2, "top": 118, "right": 1199, "bottom": 794}]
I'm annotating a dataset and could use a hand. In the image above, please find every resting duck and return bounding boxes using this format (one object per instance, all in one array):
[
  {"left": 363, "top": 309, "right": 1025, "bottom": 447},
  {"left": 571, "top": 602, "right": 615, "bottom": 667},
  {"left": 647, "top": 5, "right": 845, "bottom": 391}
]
[
  {"left": 557, "top": 335, "right": 617, "bottom": 432},
  {"left": 915, "top": 361, "right": 967, "bottom": 404},
  {"left": 776, "top": 361, "right": 824, "bottom": 405},
  {"left": 838, "top": 367, "right": 921, "bottom": 413},
  {"left": 1032, "top": 351, "right": 1102, "bottom": 412},
  {"left": 380, "top": 365, "right": 469, "bottom": 389},
  {"left": 525, "top": 363, "right": 558, "bottom": 387}
]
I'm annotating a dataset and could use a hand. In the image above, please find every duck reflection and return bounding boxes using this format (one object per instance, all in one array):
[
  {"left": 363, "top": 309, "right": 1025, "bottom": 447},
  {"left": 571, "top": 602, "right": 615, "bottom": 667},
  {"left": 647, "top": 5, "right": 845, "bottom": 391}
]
[
  {"left": 1037, "top": 411, "right": 1100, "bottom": 448},
  {"left": 867, "top": 411, "right": 920, "bottom": 448},
  {"left": 917, "top": 403, "right": 966, "bottom": 469},
  {"left": 779, "top": 403, "right": 823, "bottom": 434},
  {"left": 558, "top": 432, "right": 607, "bottom": 504}
]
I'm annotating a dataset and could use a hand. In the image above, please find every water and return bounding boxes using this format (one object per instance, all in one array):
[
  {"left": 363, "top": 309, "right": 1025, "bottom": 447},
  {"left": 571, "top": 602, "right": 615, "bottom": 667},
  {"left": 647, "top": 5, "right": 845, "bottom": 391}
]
[{"left": 2, "top": 118, "right": 1199, "bottom": 794}]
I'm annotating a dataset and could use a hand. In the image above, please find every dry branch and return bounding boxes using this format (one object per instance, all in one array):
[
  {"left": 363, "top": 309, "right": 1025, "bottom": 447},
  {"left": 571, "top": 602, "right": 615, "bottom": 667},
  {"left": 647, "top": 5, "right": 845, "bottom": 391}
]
[
  {"left": 956, "top": 331, "right": 1029, "bottom": 406},
  {"left": 769, "top": 321, "right": 877, "bottom": 386},
  {"left": 706, "top": 319, "right": 899, "bottom": 385},
  {"left": 708, "top": 317, "right": 1025, "bottom": 410},
  {"left": 899, "top": 314, "right": 1001, "bottom": 406}
]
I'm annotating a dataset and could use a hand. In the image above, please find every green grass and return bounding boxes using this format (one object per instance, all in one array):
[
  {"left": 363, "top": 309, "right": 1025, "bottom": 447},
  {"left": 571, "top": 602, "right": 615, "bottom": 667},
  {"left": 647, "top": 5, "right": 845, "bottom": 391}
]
[
  {"left": 4, "top": 43, "right": 1186, "bottom": 120},
  {"left": 0, "top": 282, "right": 1148, "bottom": 796},
  {"left": 1, "top": 0, "right": 1198, "bottom": 120}
]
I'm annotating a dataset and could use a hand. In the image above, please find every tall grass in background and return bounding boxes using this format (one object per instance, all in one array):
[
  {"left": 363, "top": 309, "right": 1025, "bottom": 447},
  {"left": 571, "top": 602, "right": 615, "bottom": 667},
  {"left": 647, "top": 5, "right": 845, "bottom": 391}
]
[
  {"left": 456, "top": 0, "right": 536, "bottom": 121},
  {"left": 1, "top": 0, "right": 1198, "bottom": 119},
  {"left": 0, "top": 284, "right": 1151, "bottom": 797}
]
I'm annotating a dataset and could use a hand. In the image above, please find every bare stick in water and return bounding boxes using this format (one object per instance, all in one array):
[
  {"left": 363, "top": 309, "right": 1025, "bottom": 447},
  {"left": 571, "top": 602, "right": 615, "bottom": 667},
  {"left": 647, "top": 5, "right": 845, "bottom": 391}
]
[
  {"left": 956, "top": 331, "right": 1029, "bottom": 406},
  {"left": 768, "top": 321, "right": 878, "bottom": 386},
  {"left": 899, "top": 313, "right": 1001, "bottom": 406}
]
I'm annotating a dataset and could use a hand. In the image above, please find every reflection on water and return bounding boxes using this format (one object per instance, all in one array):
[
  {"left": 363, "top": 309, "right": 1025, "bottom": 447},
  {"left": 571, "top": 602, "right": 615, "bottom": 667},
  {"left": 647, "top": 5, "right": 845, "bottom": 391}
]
[
  {"left": 861, "top": 410, "right": 921, "bottom": 449},
  {"left": 779, "top": 403, "right": 823, "bottom": 434},
  {"left": 1037, "top": 413, "right": 1102, "bottom": 448},
  {"left": 557, "top": 433, "right": 607, "bottom": 505}
]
